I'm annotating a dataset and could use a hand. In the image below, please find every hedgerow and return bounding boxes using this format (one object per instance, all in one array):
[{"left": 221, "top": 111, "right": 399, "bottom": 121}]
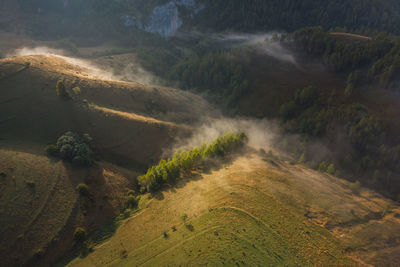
[{"left": 138, "top": 132, "right": 248, "bottom": 193}]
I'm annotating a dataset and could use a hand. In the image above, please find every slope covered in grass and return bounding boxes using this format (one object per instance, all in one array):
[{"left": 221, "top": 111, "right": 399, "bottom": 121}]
[
  {"left": 0, "top": 53, "right": 217, "bottom": 265},
  {"left": 0, "top": 148, "right": 139, "bottom": 266},
  {"left": 0, "top": 54, "right": 215, "bottom": 167},
  {"left": 68, "top": 150, "right": 400, "bottom": 266}
]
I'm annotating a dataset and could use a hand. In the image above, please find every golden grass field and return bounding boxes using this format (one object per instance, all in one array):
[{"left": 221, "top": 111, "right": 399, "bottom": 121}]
[
  {"left": 69, "top": 150, "right": 400, "bottom": 266},
  {"left": 0, "top": 54, "right": 215, "bottom": 265}
]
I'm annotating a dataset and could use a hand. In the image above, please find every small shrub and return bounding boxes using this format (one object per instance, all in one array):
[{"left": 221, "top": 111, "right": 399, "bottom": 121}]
[
  {"left": 163, "top": 231, "right": 168, "bottom": 238},
  {"left": 73, "top": 227, "right": 86, "bottom": 243},
  {"left": 298, "top": 153, "right": 305, "bottom": 164},
  {"left": 34, "top": 249, "right": 44, "bottom": 259},
  {"left": 326, "top": 163, "right": 336, "bottom": 175},
  {"left": 181, "top": 213, "right": 188, "bottom": 221},
  {"left": 185, "top": 223, "right": 194, "bottom": 231},
  {"left": 25, "top": 180, "right": 35, "bottom": 188},
  {"left": 126, "top": 195, "right": 138, "bottom": 209},
  {"left": 318, "top": 161, "right": 328, "bottom": 173},
  {"left": 24, "top": 61, "right": 31, "bottom": 67},
  {"left": 120, "top": 249, "right": 128, "bottom": 259},
  {"left": 76, "top": 183, "right": 89, "bottom": 196},
  {"left": 127, "top": 189, "right": 135, "bottom": 196},
  {"left": 264, "top": 150, "right": 274, "bottom": 158},
  {"left": 56, "top": 79, "right": 69, "bottom": 98},
  {"left": 45, "top": 144, "right": 59, "bottom": 157},
  {"left": 72, "top": 86, "right": 81, "bottom": 96},
  {"left": 60, "top": 144, "right": 74, "bottom": 160},
  {"left": 82, "top": 133, "right": 93, "bottom": 144},
  {"left": 80, "top": 239, "right": 94, "bottom": 257},
  {"left": 308, "top": 161, "right": 319, "bottom": 170},
  {"left": 350, "top": 180, "right": 361, "bottom": 194}
]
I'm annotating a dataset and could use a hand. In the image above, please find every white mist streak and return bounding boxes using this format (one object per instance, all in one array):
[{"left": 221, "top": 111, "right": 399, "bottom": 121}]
[
  {"left": 166, "top": 117, "right": 281, "bottom": 156},
  {"left": 6, "top": 46, "right": 160, "bottom": 84},
  {"left": 215, "top": 33, "right": 298, "bottom": 66}
]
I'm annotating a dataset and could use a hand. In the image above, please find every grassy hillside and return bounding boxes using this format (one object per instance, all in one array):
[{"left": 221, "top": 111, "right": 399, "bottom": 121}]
[
  {"left": 0, "top": 53, "right": 217, "bottom": 265},
  {"left": 0, "top": 54, "right": 214, "bottom": 167},
  {"left": 68, "top": 150, "right": 400, "bottom": 266},
  {"left": 0, "top": 148, "right": 139, "bottom": 266}
]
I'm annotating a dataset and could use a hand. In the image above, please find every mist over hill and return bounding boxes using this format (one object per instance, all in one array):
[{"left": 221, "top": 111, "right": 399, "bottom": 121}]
[{"left": 1, "top": 1, "right": 400, "bottom": 266}]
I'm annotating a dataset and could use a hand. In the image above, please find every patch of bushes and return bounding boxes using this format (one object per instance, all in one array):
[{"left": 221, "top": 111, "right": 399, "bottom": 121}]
[
  {"left": 181, "top": 213, "right": 188, "bottom": 221},
  {"left": 80, "top": 239, "right": 94, "bottom": 257},
  {"left": 185, "top": 223, "right": 194, "bottom": 231},
  {"left": 72, "top": 86, "right": 81, "bottom": 96},
  {"left": 137, "top": 132, "right": 248, "bottom": 193},
  {"left": 326, "top": 164, "right": 336, "bottom": 175},
  {"left": 120, "top": 249, "right": 128, "bottom": 259},
  {"left": 126, "top": 195, "right": 139, "bottom": 209},
  {"left": 45, "top": 144, "right": 59, "bottom": 157},
  {"left": 34, "top": 249, "right": 44, "bottom": 259},
  {"left": 25, "top": 180, "right": 35, "bottom": 188},
  {"left": 163, "top": 231, "right": 168, "bottom": 238},
  {"left": 46, "top": 132, "right": 94, "bottom": 166},
  {"left": 56, "top": 79, "right": 69, "bottom": 98},
  {"left": 76, "top": 183, "right": 89, "bottom": 196},
  {"left": 73, "top": 227, "right": 87, "bottom": 243}
]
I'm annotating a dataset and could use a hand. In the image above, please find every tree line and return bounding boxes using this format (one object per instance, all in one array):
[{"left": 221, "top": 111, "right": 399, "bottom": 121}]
[
  {"left": 138, "top": 132, "right": 248, "bottom": 193},
  {"left": 195, "top": 0, "right": 400, "bottom": 34},
  {"left": 283, "top": 27, "right": 400, "bottom": 92}
]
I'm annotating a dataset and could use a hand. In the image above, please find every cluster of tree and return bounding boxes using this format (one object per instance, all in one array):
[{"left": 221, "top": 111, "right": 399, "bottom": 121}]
[
  {"left": 195, "top": 0, "right": 400, "bottom": 34},
  {"left": 283, "top": 27, "right": 400, "bottom": 91},
  {"left": 12, "top": 0, "right": 400, "bottom": 39},
  {"left": 279, "top": 86, "right": 400, "bottom": 198},
  {"left": 167, "top": 51, "right": 249, "bottom": 107},
  {"left": 56, "top": 80, "right": 82, "bottom": 99},
  {"left": 138, "top": 132, "right": 248, "bottom": 192},
  {"left": 46, "top": 131, "right": 94, "bottom": 167}
]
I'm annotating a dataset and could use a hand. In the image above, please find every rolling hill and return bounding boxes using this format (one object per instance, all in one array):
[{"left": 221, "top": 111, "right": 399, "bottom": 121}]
[
  {"left": 0, "top": 53, "right": 216, "bottom": 266},
  {"left": 68, "top": 149, "right": 400, "bottom": 266},
  {"left": 0, "top": 54, "right": 215, "bottom": 167},
  {"left": 0, "top": 149, "right": 137, "bottom": 266},
  {"left": 1, "top": 2, "right": 400, "bottom": 265}
]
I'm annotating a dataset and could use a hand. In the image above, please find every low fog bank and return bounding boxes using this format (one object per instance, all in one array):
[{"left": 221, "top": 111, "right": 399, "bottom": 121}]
[
  {"left": 6, "top": 46, "right": 162, "bottom": 85},
  {"left": 176, "top": 31, "right": 299, "bottom": 66},
  {"left": 165, "top": 116, "right": 337, "bottom": 168},
  {"left": 165, "top": 117, "right": 281, "bottom": 156},
  {"left": 216, "top": 32, "right": 298, "bottom": 66}
]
